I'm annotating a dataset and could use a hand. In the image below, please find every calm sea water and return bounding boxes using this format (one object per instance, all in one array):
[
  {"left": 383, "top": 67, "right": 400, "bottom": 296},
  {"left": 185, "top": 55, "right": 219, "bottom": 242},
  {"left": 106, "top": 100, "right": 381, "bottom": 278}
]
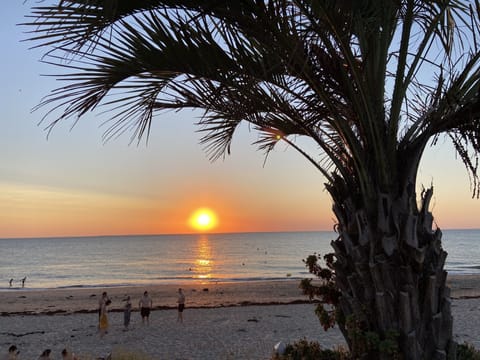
[{"left": 0, "top": 230, "right": 478, "bottom": 290}]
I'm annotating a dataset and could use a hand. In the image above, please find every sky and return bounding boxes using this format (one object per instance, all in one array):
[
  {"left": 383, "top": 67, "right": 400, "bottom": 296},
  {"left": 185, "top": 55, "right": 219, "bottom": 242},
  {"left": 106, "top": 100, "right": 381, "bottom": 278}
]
[{"left": 1, "top": 3, "right": 479, "bottom": 239}]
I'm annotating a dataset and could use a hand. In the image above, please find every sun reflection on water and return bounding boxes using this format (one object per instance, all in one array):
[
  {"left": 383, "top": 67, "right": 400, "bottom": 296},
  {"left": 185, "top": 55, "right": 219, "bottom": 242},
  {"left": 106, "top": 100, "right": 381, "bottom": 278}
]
[{"left": 193, "top": 235, "right": 213, "bottom": 281}]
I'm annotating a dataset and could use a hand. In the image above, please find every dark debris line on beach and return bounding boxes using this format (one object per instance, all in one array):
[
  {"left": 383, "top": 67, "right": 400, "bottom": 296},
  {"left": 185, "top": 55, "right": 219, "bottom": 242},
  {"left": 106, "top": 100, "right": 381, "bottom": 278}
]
[
  {"left": 0, "top": 331, "right": 45, "bottom": 337},
  {"left": 1, "top": 299, "right": 319, "bottom": 317}
]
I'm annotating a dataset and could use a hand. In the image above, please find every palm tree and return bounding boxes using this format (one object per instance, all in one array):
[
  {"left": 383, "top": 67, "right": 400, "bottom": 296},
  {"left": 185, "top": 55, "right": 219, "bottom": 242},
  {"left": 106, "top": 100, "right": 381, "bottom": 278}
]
[{"left": 24, "top": 1, "right": 480, "bottom": 358}]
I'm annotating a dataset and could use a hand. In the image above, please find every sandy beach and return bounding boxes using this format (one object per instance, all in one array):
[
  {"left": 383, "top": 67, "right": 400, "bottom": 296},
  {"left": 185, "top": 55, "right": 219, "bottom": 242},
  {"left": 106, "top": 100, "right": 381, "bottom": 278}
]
[{"left": 1, "top": 276, "right": 479, "bottom": 359}]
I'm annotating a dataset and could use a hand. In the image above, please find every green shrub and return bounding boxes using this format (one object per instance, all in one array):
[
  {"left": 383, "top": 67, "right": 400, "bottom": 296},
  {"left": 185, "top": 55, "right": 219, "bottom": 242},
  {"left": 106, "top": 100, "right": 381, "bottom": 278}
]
[
  {"left": 457, "top": 343, "right": 480, "bottom": 360},
  {"left": 271, "top": 338, "right": 350, "bottom": 360}
]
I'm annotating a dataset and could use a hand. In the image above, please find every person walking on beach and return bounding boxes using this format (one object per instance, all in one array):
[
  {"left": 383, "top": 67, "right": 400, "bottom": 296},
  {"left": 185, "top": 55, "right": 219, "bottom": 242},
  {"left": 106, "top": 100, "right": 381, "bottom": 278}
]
[
  {"left": 98, "top": 296, "right": 110, "bottom": 338},
  {"left": 98, "top": 292, "right": 110, "bottom": 321},
  {"left": 9, "top": 279, "right": 13, "bottom": 287},
  {"left": 139, "top": 291, "right": 152, "bottom": 325},
  {"left": 177, "top": 288, "right": 185, "bottom": 323},
  {"left": 123, "top": 295, "right": 132, "bottom": 330},
  {"left": 21, "top": 277, "right": 26, "bottom": 288},
  {"left": 98, "top": 291, "right": 111, "bottom": 337}
]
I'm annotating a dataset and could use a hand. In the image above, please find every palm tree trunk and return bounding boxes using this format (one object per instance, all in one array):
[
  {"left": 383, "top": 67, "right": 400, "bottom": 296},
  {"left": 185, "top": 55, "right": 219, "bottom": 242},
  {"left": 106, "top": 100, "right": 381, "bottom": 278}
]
[{"left": 330, "top": 185, "right": 456, "bottom": 359}]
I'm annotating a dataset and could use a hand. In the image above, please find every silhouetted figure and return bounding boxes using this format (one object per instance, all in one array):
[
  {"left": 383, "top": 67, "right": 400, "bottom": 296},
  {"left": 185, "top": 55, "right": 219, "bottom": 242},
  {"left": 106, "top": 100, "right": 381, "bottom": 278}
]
[
  {"left": 177, "top": 288, "right": 185, "bottom": 323},
  {"left": 9, "top": 279, "right": 13, "bottom": 287},
  {"left": 21, "top": 277, "right": 26, "bottom": 288},
  {"left": 98, "top": 292, "right": 111, "bottom": 338},
  {"left": 139, "top": 291, "right": 152, "bottom": 325},
  {"left": 98, "top": 292, "right": 110, "bottom": 320},
  {"left": 123, "top": 296, "right": 132, "bottom": 330}
]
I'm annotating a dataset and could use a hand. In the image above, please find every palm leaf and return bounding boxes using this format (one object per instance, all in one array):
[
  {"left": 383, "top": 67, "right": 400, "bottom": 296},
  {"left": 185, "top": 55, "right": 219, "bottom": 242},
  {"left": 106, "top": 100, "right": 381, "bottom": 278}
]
[{"left": 23, "top": 0, "right": 480, "bottom": 198}]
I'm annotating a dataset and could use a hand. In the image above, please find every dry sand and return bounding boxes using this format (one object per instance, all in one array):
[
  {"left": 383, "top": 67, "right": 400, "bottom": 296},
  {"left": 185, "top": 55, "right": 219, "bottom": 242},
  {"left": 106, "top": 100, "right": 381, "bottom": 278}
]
[{"left": 1, "top": 276, "right": 479, "bottom": 359}]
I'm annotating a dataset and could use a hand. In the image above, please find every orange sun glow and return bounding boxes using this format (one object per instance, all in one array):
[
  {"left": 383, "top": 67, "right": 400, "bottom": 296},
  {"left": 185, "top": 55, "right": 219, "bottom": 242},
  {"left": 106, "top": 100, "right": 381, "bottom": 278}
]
[{"left": 189, "top": 208, "right": 218, "bottom": 232}]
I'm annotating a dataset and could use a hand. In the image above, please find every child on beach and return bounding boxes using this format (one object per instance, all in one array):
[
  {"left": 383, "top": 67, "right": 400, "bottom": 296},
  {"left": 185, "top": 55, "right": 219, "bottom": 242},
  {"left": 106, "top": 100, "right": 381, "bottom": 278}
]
[{"left": 123, "top": 295, "right": 132, "bottom": 330}]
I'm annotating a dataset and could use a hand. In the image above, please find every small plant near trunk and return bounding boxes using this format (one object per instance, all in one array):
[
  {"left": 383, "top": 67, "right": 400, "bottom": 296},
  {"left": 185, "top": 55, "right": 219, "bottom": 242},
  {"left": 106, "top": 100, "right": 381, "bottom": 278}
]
[{"left": 301, "top": 252, "right": 402, "bottom": 359}]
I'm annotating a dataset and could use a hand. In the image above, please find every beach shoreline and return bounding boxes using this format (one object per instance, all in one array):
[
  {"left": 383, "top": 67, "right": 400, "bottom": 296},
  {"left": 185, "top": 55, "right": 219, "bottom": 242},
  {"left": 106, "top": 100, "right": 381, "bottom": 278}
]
[{"left": 1, "top": 274, "right": 479, "bottom": 316}]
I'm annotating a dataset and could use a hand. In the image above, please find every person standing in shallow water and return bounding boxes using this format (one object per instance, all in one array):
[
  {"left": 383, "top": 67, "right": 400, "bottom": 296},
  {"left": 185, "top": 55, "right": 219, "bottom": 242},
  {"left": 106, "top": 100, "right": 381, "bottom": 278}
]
[
  {"left": 177, "top": 288, "right": 185, "bottom": 323},
  {"left": 139, "top": 291, "right": 152, "bottom": 325}
]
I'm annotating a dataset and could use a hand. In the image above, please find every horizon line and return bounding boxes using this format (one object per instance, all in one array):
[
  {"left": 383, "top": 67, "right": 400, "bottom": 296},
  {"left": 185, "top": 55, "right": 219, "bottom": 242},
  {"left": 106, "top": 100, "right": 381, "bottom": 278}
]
[{"left": 2, "top": 227, "right": 480, "bottom": 240}]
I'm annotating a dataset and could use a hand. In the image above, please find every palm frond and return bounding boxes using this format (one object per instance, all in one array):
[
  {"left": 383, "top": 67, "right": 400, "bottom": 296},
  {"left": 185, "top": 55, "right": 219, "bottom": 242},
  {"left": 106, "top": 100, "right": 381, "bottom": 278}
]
[{"left": 23, "top": 0, "right": 480, "bottom": 199}]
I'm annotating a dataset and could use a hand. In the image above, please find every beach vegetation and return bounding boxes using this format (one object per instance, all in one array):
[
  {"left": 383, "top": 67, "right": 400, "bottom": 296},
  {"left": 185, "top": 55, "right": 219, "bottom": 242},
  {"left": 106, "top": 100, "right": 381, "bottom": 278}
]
[
  {"left": 23, "top": 1, "right": 480, "bottom": 359},
  {"left": 272, "top": 339, "right": 480, "bottom": 360},
  {"left": 457, "top": 343, "right": 480, "bottom": 360},
  {"left": 271, "top": 338, "right": 350, "bottom": 360}
]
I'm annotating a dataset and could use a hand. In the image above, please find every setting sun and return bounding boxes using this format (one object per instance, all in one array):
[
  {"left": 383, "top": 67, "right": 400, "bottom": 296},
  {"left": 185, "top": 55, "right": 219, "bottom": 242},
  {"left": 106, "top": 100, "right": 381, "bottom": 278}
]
[{"left": 189, "top": 208, "right": 218, "bottom": 232}]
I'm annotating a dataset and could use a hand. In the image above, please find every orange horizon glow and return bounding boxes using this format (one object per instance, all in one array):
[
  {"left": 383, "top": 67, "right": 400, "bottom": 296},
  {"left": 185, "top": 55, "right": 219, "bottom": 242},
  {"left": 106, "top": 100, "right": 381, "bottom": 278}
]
[{"left": 1, "top": 179, "right": 480, "bottom": 239}]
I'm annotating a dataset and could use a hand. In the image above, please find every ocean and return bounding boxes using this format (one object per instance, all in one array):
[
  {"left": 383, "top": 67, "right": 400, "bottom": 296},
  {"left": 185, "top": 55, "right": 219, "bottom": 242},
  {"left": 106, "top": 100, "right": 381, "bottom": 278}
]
[{"left": 0, "top": 230, "right": 479, "bottom": 290}]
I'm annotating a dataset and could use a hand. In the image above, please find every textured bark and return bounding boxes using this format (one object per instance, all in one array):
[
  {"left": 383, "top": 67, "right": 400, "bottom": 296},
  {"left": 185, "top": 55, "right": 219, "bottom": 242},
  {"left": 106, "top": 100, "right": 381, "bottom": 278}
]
[{"left": 330, "top": 185, "right": 456, "bottom": 359}]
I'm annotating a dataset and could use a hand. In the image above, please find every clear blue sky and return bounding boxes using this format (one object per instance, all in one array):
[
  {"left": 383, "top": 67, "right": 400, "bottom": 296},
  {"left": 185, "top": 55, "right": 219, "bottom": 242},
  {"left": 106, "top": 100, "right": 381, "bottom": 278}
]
[{"left": 1, "top": 2, "right": 479, "bottom": 238}]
